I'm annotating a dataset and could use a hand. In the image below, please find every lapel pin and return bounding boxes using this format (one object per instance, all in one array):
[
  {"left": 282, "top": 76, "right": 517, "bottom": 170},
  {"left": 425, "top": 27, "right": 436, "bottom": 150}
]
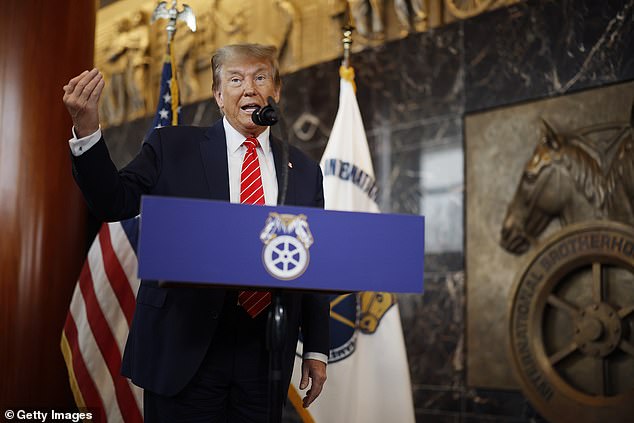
[{"left": 288, "top": 162, "right": 293, "bottom": 168}]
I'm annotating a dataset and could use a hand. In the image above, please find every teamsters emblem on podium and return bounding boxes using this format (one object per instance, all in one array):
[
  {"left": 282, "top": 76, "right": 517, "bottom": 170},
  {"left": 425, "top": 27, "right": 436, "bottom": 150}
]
[{"left": 260, "top": 212, "right": 313, "bottom": 280}]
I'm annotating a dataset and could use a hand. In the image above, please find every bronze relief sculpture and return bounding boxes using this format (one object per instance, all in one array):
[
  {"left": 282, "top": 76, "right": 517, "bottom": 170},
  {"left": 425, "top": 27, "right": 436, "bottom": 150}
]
[{"left": 500, "top": 103, "right": 634, "bottom": 423}]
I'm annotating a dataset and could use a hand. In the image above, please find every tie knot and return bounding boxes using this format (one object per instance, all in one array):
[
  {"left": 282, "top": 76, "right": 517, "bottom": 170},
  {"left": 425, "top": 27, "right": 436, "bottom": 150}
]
[{"left": 244, "top": 137, "right": 259, "bottom": 151}]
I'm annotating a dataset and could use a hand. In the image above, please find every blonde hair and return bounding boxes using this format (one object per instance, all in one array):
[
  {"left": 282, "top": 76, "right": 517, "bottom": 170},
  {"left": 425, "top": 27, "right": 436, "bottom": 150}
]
[{"left": 211, "top": 43, "right": 281, "bottom": 94}]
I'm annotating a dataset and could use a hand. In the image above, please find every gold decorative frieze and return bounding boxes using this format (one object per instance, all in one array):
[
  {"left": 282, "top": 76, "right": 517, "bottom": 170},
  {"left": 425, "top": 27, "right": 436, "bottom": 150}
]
[{"left": 95, "top": 0, "right": 517, "bottom": 127}]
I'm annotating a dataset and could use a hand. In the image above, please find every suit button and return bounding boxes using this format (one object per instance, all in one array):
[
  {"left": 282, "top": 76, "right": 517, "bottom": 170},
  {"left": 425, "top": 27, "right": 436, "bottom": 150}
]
[{"left": 211, "top": 311, "right": 219, "bottom": 319}]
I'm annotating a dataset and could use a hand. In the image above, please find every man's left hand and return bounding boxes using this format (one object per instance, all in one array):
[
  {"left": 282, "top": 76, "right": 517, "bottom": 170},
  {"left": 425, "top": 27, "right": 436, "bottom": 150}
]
[{"left": 299, "top": 359, "right": 327, "bottom": 408}]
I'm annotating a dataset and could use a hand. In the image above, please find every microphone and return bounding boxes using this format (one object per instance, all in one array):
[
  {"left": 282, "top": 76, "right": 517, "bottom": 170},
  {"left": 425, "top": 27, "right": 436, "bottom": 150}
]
[
  {"left": 251, "top": 99, "right": 278, "bottom": 126},
  {"left": 252, "top": 96, "right": 289, "bottom": 205}
]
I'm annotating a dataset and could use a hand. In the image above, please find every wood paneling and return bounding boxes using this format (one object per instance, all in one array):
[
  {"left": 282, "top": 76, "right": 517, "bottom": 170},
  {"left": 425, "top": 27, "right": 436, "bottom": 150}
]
[{"left": 0, "top": 0, "right": 95, "bottom": 408}]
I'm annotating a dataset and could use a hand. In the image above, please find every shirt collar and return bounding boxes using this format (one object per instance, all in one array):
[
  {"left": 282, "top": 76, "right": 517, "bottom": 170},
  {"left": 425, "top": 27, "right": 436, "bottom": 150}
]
[{"left": 223, "top": 117, "right": 271, "bottom": 155}]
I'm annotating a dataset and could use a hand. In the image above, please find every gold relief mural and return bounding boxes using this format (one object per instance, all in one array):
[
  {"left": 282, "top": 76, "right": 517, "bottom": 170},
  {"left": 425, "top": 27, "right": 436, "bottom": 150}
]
[
  {"left": 98, "top": 10, "right": 152, "bottom": 125},
  {"left": 95, "top": 0, "right": 517, "bottom": 127}
]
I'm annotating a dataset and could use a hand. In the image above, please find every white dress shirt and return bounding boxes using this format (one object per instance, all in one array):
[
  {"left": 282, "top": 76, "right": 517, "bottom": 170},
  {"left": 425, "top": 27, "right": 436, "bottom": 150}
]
[
  {"left": 222, "top": 118, "right": 278, "bottom": 205},
  {"left": 68, "top": 126, "right": 102, "bottom": 156}
]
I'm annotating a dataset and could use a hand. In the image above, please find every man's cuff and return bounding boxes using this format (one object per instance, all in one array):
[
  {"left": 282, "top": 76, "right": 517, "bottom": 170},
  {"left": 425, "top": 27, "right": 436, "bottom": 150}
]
[
  {"left": 69, "top": 126, "right": 102, "bottom": 156},
  {"left": 303, "top": 352, "right": 328, "bottom": 365}
]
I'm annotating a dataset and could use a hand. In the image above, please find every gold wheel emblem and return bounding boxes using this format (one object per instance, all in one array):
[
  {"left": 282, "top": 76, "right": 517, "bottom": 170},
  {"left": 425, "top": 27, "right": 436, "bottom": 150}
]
[{"left": 508, "top": 221, "right": 634, "bottom": 422}]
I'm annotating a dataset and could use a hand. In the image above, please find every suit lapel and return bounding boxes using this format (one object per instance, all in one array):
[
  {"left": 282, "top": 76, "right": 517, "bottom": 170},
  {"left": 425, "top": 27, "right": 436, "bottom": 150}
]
[
  {"left": 270, "top": 136, "right": 294, "bottom": 205},
  {"left": 199, "top": 120, "right": 230, "bottom": 201}
]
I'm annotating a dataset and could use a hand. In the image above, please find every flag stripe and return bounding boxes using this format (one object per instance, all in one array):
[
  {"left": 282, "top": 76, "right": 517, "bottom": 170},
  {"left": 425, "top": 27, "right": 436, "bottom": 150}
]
[
  {"left": 100, "top": 224, "right": 145, "bottom": 411},
  {"left": 88, "top": 237, "right": 131, "bottom": 355},
  {"left": 98, "top": 224, "right": 136, "bottom": 325},
  {"left": 69, "top": 275, "right": 124, "bottom": 422},
  {"left": 62, "top": 315, "right": 106, "bottom": 422},
  {"left": 109, "top": 221, "right": 141, "bottom": 300},
  {"left": 79, "top": 261, "right": 143, "bottom": 422}
]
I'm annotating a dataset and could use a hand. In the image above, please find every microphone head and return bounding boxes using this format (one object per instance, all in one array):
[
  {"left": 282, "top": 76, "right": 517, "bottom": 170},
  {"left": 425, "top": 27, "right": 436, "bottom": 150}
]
[{"left": 251, "top": 105, "right": 278, "bottom": 126}]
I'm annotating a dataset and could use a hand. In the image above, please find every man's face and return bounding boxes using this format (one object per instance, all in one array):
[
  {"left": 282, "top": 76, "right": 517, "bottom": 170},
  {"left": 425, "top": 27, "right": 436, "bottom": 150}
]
[{"left": 214, "top": 56, "right": 280, "bottom": 137}]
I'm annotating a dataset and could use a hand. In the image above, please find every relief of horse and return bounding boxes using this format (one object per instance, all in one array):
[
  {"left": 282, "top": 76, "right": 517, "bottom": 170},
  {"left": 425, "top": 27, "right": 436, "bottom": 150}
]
[
  {"left": 500, "top": 122, "right": 609, "bottom": 254},
  {"left": 500, "top": 108, "right": 634, "bottom": 255}
]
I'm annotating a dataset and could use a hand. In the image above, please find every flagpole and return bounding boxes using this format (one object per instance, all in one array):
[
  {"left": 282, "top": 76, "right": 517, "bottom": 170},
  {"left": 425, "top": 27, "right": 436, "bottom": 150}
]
[
  {"left": 149, "top": 1, "right": 196, "bottom": 130},
  {"left": 151, "top": 0, "right": 197, "bottom": 44},
  {"left": 341, "top": 3, "right": 354, "bottom": 69},
  {"left": 162, "top": 2, "right": 178, "bottom": 123},
  {"left": 339, "top": 10, "right": 357, "bottom": 94}
]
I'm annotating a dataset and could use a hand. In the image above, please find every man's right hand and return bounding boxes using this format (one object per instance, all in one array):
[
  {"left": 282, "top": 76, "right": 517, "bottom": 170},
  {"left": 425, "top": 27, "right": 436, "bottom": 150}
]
[{"left": 62, "top": 68, "right": 105, "bottom": 138}]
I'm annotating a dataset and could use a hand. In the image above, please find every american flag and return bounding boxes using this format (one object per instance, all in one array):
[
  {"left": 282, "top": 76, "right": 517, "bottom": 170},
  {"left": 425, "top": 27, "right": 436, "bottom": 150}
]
[
  {"left": 60, "top": 220, "right": 143, "bottom": 422},
  {"left": 150, "top": 44, "right": 181, "bottom": 131},
  {"left": 61, "top": 43, "right": 181, "bottom": 422},
  {"left": 150, "top": 44, "right": 181, "bottom": 132}
]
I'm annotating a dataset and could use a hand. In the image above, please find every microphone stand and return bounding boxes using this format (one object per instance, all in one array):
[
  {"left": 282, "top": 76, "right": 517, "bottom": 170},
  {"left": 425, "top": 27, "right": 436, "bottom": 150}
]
[
  {"left": 254, "top": 97, "right": 290, "bottom": 423},
  {"left": 266, "top": 291, "right": 287, "bottom": 423},
  {"left": 269, "top": 97, "right": 290, "bottom": 207}
]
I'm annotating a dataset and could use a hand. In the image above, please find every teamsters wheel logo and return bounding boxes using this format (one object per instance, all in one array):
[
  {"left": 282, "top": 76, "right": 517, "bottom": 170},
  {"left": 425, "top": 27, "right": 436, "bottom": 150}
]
[
  {"left": 508, "top": 221, "right": 634, "bottom": 423},
  {"left": 260, "top": 213, "right": 313, "bottom": 280}
]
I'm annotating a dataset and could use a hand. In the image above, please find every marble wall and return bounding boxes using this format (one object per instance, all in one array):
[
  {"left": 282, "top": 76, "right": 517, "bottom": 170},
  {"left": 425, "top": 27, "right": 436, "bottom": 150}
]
[{"left": 102, "top": 0, "right": 634, "bottom": 421}]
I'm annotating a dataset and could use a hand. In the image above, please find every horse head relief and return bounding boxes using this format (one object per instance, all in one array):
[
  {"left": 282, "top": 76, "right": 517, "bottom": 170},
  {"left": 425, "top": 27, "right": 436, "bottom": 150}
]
[
  {"left": 500, "top": 111, "right": 634, "bottom": 255},
  {"left": 500, "top": 120, "right": 608, "bottom": 254}
]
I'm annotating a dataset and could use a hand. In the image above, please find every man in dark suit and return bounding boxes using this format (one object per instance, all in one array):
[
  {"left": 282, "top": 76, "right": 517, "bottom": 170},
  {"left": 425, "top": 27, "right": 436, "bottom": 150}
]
[{"left": 63, "top": 43, "right": 329, "bottom": 422}]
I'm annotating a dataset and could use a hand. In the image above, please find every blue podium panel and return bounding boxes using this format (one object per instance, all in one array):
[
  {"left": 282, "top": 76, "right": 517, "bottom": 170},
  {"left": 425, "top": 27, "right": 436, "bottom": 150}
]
[{"left": 138, "top": 196, "right": 424, "bottom": 293}]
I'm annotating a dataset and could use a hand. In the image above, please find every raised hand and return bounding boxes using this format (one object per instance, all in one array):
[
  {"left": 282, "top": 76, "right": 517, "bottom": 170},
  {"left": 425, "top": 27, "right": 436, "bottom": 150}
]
[{"left": 62, "top": 68, "right": 105, "bottom": 138}]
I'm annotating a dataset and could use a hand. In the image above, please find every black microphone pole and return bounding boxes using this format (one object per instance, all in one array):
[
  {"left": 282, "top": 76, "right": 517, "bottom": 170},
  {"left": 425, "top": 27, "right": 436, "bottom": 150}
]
[
  {"left": 267, "top": 97, "right": 289, "bottom": 206},
  {"left": 251, "top": 97, "right": 289, "bottom": 206},
  {"left": 252, "top": 97, "right": 290, "bottom": 423}
]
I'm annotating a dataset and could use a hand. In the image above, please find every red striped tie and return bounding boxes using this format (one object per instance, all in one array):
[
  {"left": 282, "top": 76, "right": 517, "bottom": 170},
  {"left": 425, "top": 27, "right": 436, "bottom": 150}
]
[{"left": 238, "top": 137, "right": 271, "bottom": 317}]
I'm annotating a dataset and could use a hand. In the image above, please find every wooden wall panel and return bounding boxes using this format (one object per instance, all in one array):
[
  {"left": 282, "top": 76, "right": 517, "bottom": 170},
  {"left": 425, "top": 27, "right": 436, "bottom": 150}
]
[{"left": 0, "top": 0, "right": 95, "bottom": 408}]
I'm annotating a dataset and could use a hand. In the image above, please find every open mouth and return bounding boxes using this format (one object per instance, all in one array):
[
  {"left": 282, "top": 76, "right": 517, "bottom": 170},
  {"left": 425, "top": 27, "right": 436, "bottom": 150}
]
[{"left": 241, "top": 104, "right": 260, "bottom": 113}]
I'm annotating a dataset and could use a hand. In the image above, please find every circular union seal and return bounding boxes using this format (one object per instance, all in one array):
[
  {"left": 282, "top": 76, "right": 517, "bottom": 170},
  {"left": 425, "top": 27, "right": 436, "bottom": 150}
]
[
  {"left": 262, "top": 235, "right": 309, "bottom": 280},
  {"left": 508, "top": 221, "right": 634, "bottom": 423}
]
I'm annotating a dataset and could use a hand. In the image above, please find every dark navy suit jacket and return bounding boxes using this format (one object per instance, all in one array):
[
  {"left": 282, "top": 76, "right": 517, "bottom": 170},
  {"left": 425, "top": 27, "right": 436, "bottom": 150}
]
[{"left": 71, "top": 120, "right": 330, "bottom": 396}]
